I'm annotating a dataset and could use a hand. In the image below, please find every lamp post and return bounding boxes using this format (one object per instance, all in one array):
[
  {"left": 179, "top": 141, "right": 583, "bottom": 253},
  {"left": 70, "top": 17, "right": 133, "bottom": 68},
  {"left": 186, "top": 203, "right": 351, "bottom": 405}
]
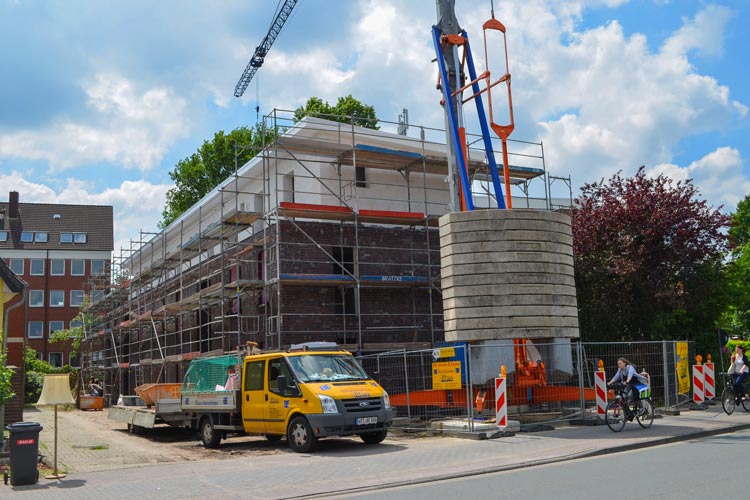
[{"left": 36, "top": 373, "right": 75, "bottom": 479}]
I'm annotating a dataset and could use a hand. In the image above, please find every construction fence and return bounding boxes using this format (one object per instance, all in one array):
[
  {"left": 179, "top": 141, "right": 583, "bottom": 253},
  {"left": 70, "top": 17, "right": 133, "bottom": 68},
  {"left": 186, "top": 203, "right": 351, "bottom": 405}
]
[{"left": 358, "top": 340, "right": 700, "bottom": 432}]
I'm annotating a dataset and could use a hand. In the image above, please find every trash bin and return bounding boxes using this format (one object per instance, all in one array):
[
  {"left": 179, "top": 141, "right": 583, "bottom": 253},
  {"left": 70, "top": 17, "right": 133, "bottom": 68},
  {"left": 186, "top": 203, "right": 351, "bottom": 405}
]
[{"left": 6, "top": 422, "right": 43, "bottom": 486}]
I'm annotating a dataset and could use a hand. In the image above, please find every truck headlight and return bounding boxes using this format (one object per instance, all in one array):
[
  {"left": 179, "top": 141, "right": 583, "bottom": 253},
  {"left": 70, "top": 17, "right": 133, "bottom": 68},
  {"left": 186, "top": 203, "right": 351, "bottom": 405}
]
[
  {"left": 317, "top": 394, "right": 338, "bottom": 414},
  {"left": 383, "top": 391, "right": 391, "bottom": 410}
]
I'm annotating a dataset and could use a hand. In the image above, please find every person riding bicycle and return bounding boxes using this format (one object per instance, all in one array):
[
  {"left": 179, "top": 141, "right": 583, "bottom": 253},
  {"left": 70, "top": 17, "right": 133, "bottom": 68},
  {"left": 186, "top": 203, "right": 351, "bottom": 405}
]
[
  {"left": 727, "top": 345, "right": 750, "bottom": 403},
  {"left": 607, "top": 357, "right": 648, "bottom": 415}
]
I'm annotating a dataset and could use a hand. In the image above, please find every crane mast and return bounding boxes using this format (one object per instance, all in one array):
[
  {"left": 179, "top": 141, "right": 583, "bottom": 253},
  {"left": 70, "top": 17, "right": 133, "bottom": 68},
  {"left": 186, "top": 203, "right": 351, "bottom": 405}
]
[{"left": 234, "top": 0, "right": 299, "bottom": 98}]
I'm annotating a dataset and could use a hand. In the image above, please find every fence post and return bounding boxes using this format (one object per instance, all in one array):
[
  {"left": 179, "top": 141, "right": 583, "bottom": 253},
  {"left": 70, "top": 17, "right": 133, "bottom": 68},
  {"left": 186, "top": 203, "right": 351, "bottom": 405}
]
[
  {"left": 661, "top": 340, "right": 674, "bottom": 409},
  {"left": 466, "top": 344, "right": 473, "bottom": 432},
  {"left": 403, "top": 349, "right": 411, "bottom": 422},
  {"left": 576, "top": 341, "right": 585, "bottom": 418}
]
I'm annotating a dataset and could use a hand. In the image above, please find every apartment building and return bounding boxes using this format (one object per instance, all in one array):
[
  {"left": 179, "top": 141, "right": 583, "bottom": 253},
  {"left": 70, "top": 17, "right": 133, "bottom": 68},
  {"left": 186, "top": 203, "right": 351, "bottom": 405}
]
[{"left": 0, "top": 191, "right": 113, "bottom": 375}]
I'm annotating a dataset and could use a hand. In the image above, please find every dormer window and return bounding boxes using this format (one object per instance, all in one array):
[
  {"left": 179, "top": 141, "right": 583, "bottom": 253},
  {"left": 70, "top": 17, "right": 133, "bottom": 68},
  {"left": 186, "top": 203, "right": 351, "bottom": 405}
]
[
  {"left": 35, "top": 232, "right": 48, "bottom": 242},
  {"left": 60, "top": 232, "right": 73, "bottom": 243},
  {"left": 0, "top": 230, "right": 7, "bottom": 242},
  {"left": 74, "top": 232, "right": 87, "bottom": 243},
  {"left": 20, "top": 231, "right": 33, "bottom": 242}
]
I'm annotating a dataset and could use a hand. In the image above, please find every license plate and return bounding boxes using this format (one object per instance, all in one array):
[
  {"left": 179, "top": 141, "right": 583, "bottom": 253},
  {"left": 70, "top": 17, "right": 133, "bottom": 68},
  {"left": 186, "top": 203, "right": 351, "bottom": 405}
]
[{"left": 356, "top": 417, "right": 378, "bottom": 425}]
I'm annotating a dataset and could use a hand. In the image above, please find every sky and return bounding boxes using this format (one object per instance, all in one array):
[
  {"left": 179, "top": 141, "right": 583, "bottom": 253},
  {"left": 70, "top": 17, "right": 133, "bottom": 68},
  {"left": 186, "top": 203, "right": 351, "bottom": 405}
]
[{"left": 1, "top": 0, "right": 748, "bottom": 254}]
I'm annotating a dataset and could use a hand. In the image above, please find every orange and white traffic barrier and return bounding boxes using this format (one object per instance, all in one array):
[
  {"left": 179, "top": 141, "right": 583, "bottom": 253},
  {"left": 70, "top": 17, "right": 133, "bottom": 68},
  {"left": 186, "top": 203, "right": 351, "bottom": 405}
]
[
  {"left": 693, "top": 364, "right": 705, "bottom": 404},
  {"left": 495, "top": 365, "right": 507, "bottom": 429},
  {"left": 704, "top": 356, "right": 715, "bottom": 400},
  {"left": 595, "top": 360, "right": 607, "bottom": 415}
]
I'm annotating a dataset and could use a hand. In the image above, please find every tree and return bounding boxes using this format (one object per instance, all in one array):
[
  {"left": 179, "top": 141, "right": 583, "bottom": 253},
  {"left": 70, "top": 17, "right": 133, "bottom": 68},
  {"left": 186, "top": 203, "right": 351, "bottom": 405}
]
[
  {"left": 294, "top": 95, "right": 379, "bottom": 129},
  {"left": 718, "top": 195, "right": 750, "bottom": 337},
  {"left": 0, "top": 353, "right": 14, "bottom": 409},
  {"left": 572, "top": 167, "right": 729, "bottom": 341},
  {"left": 159, "top": 124, "right": 277, "bottom": 228}
]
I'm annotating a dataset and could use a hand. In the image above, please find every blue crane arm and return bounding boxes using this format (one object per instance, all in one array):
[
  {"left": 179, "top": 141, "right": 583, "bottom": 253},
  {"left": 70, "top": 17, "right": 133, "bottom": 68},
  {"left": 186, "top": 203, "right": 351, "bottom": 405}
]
[{"left": 234, "top": 0, "right": 299, "bottom": 98}]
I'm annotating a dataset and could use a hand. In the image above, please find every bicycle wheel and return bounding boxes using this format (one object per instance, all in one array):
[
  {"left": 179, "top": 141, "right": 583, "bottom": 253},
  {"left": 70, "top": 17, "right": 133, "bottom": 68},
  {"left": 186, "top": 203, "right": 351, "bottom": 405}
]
[
  {"left": 636, "top": 399, "right": 654, "bottom": 428},
  {"left": 605, "top": 399, "right": 627, "bottom": 432},
  {"left": 742, "top": 393, "right": 750, "bottom": 412},
  {"left": 721, "top": 386, "right": 736, "bottom": 415}
]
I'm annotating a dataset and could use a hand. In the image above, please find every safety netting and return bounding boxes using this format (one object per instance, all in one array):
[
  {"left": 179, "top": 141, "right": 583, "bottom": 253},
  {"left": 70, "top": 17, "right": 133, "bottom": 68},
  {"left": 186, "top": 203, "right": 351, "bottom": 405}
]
[{"left": 181, "top": 354, "right": 242, "bottom": 393}]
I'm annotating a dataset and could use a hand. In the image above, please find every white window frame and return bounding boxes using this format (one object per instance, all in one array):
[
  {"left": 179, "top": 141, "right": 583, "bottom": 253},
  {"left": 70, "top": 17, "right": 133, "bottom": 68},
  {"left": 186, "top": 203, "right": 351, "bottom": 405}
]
[
  {"left": 73, "top": 232, "right": 87, "bottom": 244},
  {"left": 29, "top": 290, "right": 44, "bottom": 307},
  {"left": 60, "top": 232, "right": 73, "bottom": 243},
  {"left": 50, "top": 259, "right": 65, "bottom": 276},
  {"left": 29, "top": 258, "right": 45, "bottom": 276},
  {"left": 48, "top": 352, "right": 63, "bottom": 368},
  {"left": 69, "top": 353, "right": 81, "bottom": 368},
  {"left": 91, "top": 259, "right": 106, "bottom": 276},
  {"left": 49, "top": 320, "right": 65, "bottom": 334},
  {"left": 20, "top": 231, "right": 34, "bottom": 243},
  {"left": 8, "top": 258, "right": 24, "bottom": 275},
  {"left": 50, "top": 290, "right": 65, "bottom": 308},
  {"left": 70, "top": 290, "right": 85, "bottom": 307},
  {"left": 28, "top": 321, "right": 44, "bottom": 339},
  {"left": 91, "top": 289, "right": 105, "bottom": 304},
  {"left": 0, "top": 230, "right": 8, "bottom": 242},
  {"left": 71, "top": 259, "right": 85, "bottom": 276},
  {"left": 35, "top": 232, "right": 48, "bottom": 243}
]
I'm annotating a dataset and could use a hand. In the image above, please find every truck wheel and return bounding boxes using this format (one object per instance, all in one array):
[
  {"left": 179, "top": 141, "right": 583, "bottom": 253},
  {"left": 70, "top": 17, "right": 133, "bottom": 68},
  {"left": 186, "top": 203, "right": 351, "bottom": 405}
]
[
  {"left": 287, "top": 416, "right": 317, "bottom": 453},
  {"left": 265, "top": 434, "right": 282, "bottom": 442},
  {"left": 360, "top": 430, "right": 387, "bottom": 445},
  {"left": 200, "top": 417, "right": 221, "bottom": 448}
]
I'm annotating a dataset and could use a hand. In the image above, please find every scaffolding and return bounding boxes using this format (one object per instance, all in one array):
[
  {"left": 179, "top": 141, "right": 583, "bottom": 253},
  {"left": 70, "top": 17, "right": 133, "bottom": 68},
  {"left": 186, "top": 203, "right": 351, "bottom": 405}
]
[{"left": 81, "top": 110, "right": 563, "bottom": 402}]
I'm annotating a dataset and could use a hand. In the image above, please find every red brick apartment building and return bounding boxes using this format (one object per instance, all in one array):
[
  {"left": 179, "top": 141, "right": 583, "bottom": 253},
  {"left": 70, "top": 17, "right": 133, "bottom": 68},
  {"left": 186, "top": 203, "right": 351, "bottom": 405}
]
[{"left": 0, "top": 191, "right": 113, "bottom": 422}]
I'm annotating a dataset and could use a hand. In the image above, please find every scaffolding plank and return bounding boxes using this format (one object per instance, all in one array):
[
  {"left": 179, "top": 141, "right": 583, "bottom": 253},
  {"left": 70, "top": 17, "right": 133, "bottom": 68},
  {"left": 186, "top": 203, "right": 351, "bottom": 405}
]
[
  {"left": 279, "top": 202, "right": 355, "bottom": 221},
  {"left": 222, "top": 209, "right": 261, "bottom": 226},
  {"left": 275, "top": 136, "right": 352, "bottom": 157},
  {"left": 360, "top": 275, "right": 430, "bottom": 286},
  {"left": 358, "top": 209, "right": 426, "bottom": 225},
  {"left": 279, "top": 273, "right": 354, "bottom": 286}
]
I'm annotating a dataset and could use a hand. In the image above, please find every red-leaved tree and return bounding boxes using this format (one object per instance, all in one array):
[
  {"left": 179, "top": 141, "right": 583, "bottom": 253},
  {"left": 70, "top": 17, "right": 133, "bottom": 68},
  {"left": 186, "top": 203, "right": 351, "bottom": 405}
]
[{"left": 573, "top": 167, "right": 729, "bottom": 341}]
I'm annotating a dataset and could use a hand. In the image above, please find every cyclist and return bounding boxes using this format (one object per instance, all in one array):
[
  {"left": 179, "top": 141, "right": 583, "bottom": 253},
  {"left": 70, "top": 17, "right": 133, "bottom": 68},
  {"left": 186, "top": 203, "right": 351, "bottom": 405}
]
[
  {"left": 607, "top": 357, "right": 648, "bottom": 415},
  {"left": 728, "top": 345, "right": 750, "bottom": 403}
]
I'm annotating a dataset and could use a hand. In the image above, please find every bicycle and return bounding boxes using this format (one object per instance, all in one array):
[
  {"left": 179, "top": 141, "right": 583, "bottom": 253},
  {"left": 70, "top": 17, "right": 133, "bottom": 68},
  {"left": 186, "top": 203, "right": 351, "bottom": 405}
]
[
  {"left": 605, "top": 382, "right": 654, "bottom": 432},
  {"left": 720, "top": 372, "right": 750, "bottom": 415}
]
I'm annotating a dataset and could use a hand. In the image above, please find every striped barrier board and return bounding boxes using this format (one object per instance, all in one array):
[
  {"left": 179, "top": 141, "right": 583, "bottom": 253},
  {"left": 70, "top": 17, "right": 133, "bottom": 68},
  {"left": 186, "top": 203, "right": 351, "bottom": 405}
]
[
  {"left": 693, "top": 365, "right": 705, "bottom": 403},
  {"left": 704, "top": 362, "right": 715, "bottom": 400},
  {"left": 495, "top": 376, "right": 507, "bottom": 429},
  {"left": 595, "top": 370, "right": 607, "bottom": 415}
]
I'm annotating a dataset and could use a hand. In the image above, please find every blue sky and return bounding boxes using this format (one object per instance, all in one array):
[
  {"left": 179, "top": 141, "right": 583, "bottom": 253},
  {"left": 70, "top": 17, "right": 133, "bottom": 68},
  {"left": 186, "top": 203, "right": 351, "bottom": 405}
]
[{"left": 0, "top": 0, "right": 748, "bottom": 252}]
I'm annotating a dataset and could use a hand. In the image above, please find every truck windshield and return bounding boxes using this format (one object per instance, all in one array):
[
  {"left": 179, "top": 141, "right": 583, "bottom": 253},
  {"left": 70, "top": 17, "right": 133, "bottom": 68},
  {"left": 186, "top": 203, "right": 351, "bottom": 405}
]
[{"left": 288, "top": 354, "right": 369, "bottom": 382}]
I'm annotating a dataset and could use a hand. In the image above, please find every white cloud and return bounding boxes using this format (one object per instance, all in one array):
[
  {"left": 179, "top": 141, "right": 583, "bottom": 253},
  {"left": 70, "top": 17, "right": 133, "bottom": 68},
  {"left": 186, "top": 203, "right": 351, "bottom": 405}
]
[
  {"left": 0, "top": 73, "right": 189, "bottom": 172},
  {"left": 648, "top": 147, "right": 749, "bottom": 210},
  {"left": 0, "top": 171, "right": 171, "bottom": 253},
  {"left": 662, "top": 5, "right": 733, "bottom": 58}
]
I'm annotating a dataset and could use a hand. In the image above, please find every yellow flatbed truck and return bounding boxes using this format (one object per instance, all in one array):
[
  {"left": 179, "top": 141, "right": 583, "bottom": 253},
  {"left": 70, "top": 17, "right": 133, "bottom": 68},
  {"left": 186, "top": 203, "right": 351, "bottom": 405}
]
[{"left": 110, "top": 343, "right": 394, "bottom": 453}]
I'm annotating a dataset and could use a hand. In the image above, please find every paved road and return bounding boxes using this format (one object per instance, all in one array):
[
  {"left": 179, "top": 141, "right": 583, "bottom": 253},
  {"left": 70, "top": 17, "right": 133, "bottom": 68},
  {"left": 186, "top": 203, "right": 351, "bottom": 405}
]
[
  {"left": 4, "top": 405, "right": 750, "bottom": 498},
  {"left": 335, "top": 427, "right": 749, "bottom": 499}
]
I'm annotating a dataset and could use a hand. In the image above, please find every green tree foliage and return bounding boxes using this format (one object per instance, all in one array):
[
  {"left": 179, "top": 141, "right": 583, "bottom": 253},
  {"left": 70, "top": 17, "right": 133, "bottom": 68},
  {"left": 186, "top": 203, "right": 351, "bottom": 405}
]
[
  {"left": 160, "top": 124, "right": 277, "bottom": 228},
  {"left": 573, "top": 167, "right": 730, "bottom": 342},
  {"left": 24, "top": 347, "right": 74, "bottom": 404},
  {"left": 0, "top": 353, "right": 14, "bottom": 407},
  {"left": 719, "top": 195, "right": 750, "bottom": 337},
  {"left": 293, "top": 95, "right": 379, "bottom": 129}
]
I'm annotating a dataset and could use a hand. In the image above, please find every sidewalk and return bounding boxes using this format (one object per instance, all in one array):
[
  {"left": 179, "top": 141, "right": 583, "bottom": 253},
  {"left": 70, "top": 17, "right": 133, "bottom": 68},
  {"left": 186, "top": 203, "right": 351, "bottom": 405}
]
[{"left": 5, "top": 405, "right": 750, "bottom": 499}]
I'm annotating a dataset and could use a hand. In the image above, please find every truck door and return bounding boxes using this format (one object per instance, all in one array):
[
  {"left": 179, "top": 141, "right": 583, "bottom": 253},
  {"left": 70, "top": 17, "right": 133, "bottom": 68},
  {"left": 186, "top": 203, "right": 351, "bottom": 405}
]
[
  {"left": 242, "top": 359, "right": 266, "bottom": 434},
  {"left": 265, "top": 357, "right": 299, "bottom": 435}
]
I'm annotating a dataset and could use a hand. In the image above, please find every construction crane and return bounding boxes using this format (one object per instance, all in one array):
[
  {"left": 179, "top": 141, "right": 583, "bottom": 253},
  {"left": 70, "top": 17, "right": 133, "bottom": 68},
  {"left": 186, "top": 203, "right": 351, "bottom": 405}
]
[
  {"left": 234, "top": 0, "right": 300, "bottom": 98},
  {"left": 433, "top": 0, "right": 515, "bottom": 211}
]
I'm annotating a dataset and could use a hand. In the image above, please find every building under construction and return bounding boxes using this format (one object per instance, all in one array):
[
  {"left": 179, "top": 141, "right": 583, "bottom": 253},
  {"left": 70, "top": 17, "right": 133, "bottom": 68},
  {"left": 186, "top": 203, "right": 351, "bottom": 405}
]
[{"left": 82, "top": 111, "right": 570, "bottom": 401}]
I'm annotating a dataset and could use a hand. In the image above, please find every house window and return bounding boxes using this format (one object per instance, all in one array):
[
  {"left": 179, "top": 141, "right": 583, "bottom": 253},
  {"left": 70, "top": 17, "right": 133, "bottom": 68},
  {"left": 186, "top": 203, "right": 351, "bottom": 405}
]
[
  {"left": 49, "top": 352, "right": 63, "bottom": 368},
  {"left": 50, "top": 290, "right": 65, "bottom": 307},
  {"left": 91, "top": 289, "right": 105, "bottom": 304},
  {"left": 283, "top": 174, "right": 295, "bottom": 203},
  {"left": 20, "top": 231, "right": 33, "bottom": 243},
  {"left": 29, "top": 290, "right": 44, "bottom": 307},
  {"left": 30, "top": 258, "right": 45, "bottom": 276},
  {"left": 49, "top": 321, "right": 65, "bottom": 334},
  {"left": 60, "top": 232, "right": 73, "bottom": 243},
  {"left": 35, "top": 232, "right": 48, "bottom": 243},
  {"left": 0, "top": 230, "right": 7, "bottom": 242},
  {"left": 51, "top": 259, "right": 65, "bottom": 275},
  {"left": 73, "top": 232, "right": 87, "bottom": 244},
  {"left": 91, "top": 259, "right": 105, "bottom": 276},
  {"left": 71, "top": 259, "right": 85, "bottom": 276},
  {"left": 70, "top": 290, "right": 85, "bottom": 307},
  {"left": 355, "top": 166, "right": 367, "bottom": 188},
  {"left": 70, "top": 318, "right": 83, "bottom": 329},
  {"left": 8, "top": 258, "right": 23, "bottom": 275},
  {"left": 28, "top": 321, "right": 44, "bottom": 339},
  {"left": 69, "top": 353, "right": 81, "bottom": 368}
]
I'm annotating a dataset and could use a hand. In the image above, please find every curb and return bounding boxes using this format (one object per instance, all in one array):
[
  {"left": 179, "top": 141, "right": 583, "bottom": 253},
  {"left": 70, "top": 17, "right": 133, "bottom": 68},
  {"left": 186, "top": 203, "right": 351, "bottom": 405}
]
[{"left": 290, "top": 422, "right": 750, "bottom": 499}]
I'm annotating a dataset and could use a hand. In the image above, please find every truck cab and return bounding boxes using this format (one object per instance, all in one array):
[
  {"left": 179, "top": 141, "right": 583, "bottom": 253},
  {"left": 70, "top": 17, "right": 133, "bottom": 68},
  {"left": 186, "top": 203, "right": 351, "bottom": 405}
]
[{"left": 240, "top": 347, "right": 393, "bottom": 452}]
